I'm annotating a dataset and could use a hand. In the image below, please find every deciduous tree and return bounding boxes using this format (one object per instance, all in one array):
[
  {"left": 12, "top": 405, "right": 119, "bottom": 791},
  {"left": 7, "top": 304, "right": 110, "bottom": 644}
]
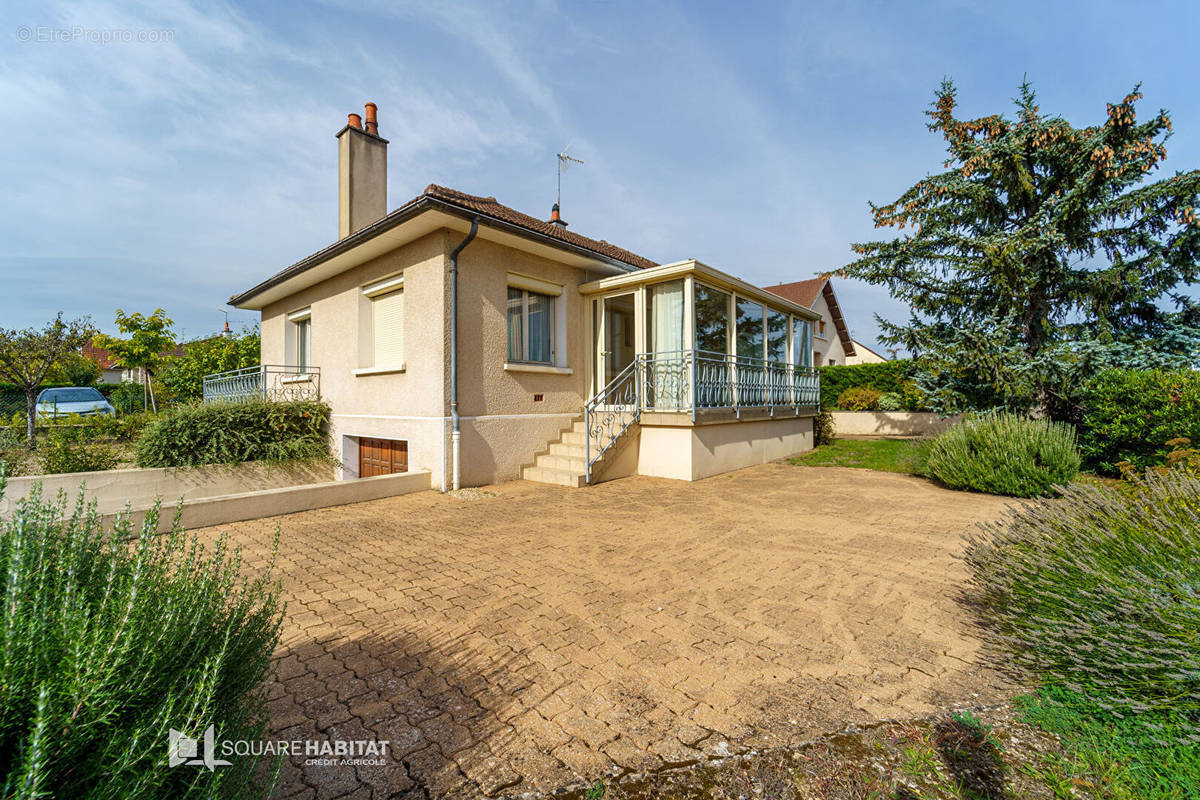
[
  {"left": 94, "top": 309, "right": 176, "bottom": 412},
  {"left": 0, "top": 315, "right": 96, "bottom": 448}
]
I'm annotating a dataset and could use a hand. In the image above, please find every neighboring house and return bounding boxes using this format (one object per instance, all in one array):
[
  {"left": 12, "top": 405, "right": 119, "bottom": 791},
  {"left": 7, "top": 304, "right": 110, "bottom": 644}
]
[
  {"left": 219, "top": 103, "right": 823, "bottom": 490},
  {"left": 762, "top": 278, "right": 857, "bottom": 366},
  {"left": 846, "top": 338, "right": 890, "bottom": 365},
  {"left": 83, "top": 339, "right": 186, "bottom": 384}
]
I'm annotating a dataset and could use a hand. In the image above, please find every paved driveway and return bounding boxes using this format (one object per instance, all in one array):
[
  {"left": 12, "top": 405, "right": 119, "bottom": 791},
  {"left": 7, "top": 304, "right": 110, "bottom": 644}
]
[{"left": 197, "top": 462, "right": 1014, "bottom": 799}]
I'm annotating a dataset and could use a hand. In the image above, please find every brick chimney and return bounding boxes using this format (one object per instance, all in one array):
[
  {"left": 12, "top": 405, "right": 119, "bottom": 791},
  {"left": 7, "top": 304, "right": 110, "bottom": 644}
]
[{"left": 337, "top": 103, "right": 388, "bottom": 239}]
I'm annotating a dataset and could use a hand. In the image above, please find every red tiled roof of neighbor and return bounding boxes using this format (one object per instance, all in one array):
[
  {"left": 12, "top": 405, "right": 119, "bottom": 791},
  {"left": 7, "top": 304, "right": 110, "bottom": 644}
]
[
  {"left": 421, "top": 185, "right": 658, "bottom": 270},
  {"left": 763, "top": 278, "right": 856, "bottom": 357},
  {"left": 761, "top": 278, "right": 826, "bottom": 309},
  {"left": 82, "top": 339, "right": 118, "bottom": 369},
  {"left": 81, "top": 338, "right": 185, "bottom": 369}
]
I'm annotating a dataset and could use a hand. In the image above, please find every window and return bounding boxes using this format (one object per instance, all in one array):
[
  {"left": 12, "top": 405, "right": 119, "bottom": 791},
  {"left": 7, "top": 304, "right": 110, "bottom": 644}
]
[
  {"left": 792, "top": 317, "right": 813, "bottom": 368},
  {"left": 288, "top": 308, "right": 312, "bottom": 370},
  {"left": 647, "top": 280, "right": 685, "bottom": 353},
  {"left": 507, "top": 287, "right": 555, "bottom": 363},
  {"left": 818, "top": 319, "right": 827, "bottom": 336},
  {"left": 694, "top": 284, "right": 730, "bottom": 354},
  {"left": 361, "top": 275, "right": 405, "bottom": 369},
  {"left": 766, "top": 308, "right": 788, "bottom": 364},
  {"left": 735, "top": 298, "right": 764, "bottom": 360}
]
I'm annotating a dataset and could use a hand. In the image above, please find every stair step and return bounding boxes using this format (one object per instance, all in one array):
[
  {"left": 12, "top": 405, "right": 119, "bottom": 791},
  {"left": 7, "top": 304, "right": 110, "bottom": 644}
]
[
  {"left": 521, "top": 465, "right": 586, "bottom": 488},
  {"left": 549, "top": 442, "right": 585, "bottom": 458},
  {"left": 536, "top": 453, "right": 586, "bottom": 472},
  {"left": 560, "top": 430, "right": 586, "bottom": 446}
]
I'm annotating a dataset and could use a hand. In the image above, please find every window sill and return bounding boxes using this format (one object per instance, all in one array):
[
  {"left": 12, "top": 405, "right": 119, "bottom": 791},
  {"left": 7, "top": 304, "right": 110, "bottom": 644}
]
[
  {"left": 281, "top": 374, "right": 315, "bottom": 384},
  {"left": 353, "top": 365, "right": 406, "bottom": 377},
  {"left": 503, "top": 362, "right": 573, "bottom": 375}
]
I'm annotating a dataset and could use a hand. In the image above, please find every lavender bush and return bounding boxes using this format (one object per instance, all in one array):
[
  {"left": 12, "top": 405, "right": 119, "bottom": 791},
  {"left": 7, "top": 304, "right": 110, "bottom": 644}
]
[{"left": 963, "top": 469, "right": 1200, "bottom": 723}]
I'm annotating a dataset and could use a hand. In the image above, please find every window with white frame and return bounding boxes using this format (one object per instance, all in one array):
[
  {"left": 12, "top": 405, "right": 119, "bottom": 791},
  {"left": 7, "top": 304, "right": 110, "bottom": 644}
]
[
  {"left": 506, "top": 274, "right": 562, "bottom": 365},
  {"left": 287, "top": 308, "right": 312, "bottom": 370},
  {"left": 363, "top": 275, "right": 404, "bottom": 369}
]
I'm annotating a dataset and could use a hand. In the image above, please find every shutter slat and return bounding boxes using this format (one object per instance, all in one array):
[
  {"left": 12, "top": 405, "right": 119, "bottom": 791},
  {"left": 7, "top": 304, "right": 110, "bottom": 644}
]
[{"left": 372, "top": 289, "right": 404, "bottom": 367}]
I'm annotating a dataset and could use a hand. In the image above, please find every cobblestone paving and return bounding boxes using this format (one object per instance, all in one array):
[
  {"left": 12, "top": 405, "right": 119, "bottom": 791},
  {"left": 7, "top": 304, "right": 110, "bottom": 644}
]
[{"left": 195, "top": 463, "right": 1014, "bottom": 799}]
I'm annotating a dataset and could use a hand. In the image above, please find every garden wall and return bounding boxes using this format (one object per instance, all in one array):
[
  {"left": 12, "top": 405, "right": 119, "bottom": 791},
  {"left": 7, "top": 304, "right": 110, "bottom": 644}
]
[
  {"left": 831, "top": 411, "right": 961, "bottom": 437},
  {"left": 0, "top": 461, "right": 431, "bottom": 532}
]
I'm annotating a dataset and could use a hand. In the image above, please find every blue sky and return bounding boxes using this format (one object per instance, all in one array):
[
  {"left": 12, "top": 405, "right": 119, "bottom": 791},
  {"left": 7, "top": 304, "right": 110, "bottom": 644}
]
[{"left": 1, "top": 0, "right": 1198, "bottom": 349}]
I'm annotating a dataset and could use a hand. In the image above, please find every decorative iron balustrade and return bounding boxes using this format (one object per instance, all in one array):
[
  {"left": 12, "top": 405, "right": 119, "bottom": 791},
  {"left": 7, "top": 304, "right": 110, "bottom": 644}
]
[
  {"left": 201, "top": 365, "right": 321, "bottom": 403},
  {"left": 584, "top": 350, "right": 820, "bottom": 482},
  {"left": 584, "top": 359, "right": 641, "bottom": 484}
]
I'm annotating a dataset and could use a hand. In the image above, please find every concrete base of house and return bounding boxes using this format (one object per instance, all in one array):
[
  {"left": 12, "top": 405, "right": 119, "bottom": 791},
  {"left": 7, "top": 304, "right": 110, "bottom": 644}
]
[
  {"left": 0, "top": 461, "right": 430, "bottom": 533},
  {"left": 592, "top": 414, "right": 815, "bottom": 483},
  {"left": 830, "top": 411, "right": 961, "bottom": 437}
]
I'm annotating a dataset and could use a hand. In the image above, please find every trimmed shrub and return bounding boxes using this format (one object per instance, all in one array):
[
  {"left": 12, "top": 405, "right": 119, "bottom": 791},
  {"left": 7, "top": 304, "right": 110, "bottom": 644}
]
[
  {"left": 1079, "top": 368, "right": 1200, "bottom": 475},
  {"left": 0, "top": 478, "right": 282, "bottom": 799},
  {"left": 813, "top": 410, "right": 836, "bottom": 446},
  {"left": 963, "top": 470, "right": 1200, "bottom": 724},
  {"left": 876, "top": 391, "right": 904, "bottom": 412},
  {"left": 819, "top": 360, "right": 926, "bottom": 410},
  {"left": 41, "top": 421, "right": 120, "bottom": 474},
  {"left": 836, "top": 386, "right": 883, "bottom": 411},
  {"left": 135, "top": 399, "right": 331, "bottom": 468},
  {"left": 925, "top": 412, "right": 1080, "bottom": 497}
]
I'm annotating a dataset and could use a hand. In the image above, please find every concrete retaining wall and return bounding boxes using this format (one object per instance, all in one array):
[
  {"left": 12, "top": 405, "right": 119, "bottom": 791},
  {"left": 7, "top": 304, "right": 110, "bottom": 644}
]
[
  {"left": 831, "top": 411, "right": 961, "bottom": 437},
  {"left": 0, "top": 461, "right": 431, "bottom": 532}
]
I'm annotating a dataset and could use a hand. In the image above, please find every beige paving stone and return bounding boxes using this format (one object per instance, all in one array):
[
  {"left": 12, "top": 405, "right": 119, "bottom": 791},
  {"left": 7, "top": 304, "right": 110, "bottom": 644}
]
[{"left": 193, "top": 464, "right": 1014, "bottom": 798}]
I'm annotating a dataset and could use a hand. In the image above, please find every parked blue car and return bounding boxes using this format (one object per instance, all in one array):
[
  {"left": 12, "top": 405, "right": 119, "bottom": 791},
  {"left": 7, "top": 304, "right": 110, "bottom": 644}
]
[{"left": 35, "top": 387, "right": 115, "bottom": 419}]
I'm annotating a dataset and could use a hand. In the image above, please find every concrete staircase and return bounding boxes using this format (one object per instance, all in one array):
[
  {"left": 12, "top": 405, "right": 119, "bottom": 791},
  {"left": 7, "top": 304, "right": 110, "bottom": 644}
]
[{"left": 521, "top": 418, "right": 589, "bottom": 487}]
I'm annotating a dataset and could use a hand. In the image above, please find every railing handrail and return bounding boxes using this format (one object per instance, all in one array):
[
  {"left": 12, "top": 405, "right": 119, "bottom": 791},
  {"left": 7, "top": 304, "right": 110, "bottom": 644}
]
[
  {"left": 201, "top": 364, "right": 321, "bottom": 403},
  {"left": 583, "top": 358, "right": 642, "bottom": 484}
]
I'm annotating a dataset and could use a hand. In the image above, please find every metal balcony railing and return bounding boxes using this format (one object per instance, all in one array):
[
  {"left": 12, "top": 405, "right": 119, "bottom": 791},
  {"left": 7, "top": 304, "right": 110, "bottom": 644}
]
[
  {"left": 585, "top": 349, "right": 819, "bottom": 481},
  {"left": 201, "top": 365, "right": 321, "bottom": 403}
]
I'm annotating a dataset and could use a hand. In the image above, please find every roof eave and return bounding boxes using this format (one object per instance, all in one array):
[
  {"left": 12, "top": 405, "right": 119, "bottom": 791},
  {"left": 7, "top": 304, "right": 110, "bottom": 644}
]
[{"left": 229, "top": 195, "right": 641, "bottom": 308}]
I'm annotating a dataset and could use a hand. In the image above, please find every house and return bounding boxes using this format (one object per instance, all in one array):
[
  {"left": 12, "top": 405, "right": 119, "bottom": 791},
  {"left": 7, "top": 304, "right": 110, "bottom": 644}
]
[
  {"left": 82, "top": 338, "right": 186, "bottom": 384},
  {"left": 846, "top": 338, "right": 890, "bottom": 365},
  {"left": 217, "top": 103, "right": 822, "bottom": 490},
  {"left": 762, "top": 278, "right": 859, "bottom": 366}
]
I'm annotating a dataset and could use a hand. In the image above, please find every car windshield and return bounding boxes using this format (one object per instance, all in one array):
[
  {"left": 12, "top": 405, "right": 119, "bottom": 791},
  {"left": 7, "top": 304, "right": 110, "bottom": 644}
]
[{"left": 39, "top": 388, "right": 105, "bottom": 404}]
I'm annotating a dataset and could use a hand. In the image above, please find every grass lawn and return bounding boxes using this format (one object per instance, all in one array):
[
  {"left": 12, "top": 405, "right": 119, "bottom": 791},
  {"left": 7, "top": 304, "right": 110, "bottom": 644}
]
[{"left": 788, "top": 436, "right": 929, "bottom": 474}]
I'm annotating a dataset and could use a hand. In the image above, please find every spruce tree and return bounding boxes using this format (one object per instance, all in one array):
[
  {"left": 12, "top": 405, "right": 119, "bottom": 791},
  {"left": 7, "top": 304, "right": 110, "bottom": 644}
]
[{"left": 842, "top": 80, "right": 1200, "bottom": 413}]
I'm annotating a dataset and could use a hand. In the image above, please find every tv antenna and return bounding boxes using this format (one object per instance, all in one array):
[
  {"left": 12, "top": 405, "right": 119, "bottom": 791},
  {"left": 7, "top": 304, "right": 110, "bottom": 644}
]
[{"left": 556, "top": 149, "right": 584, "bottom": 210}]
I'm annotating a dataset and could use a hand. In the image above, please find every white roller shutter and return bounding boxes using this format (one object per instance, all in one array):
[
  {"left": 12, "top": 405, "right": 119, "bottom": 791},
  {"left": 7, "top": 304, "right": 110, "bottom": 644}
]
[{"left": 371, "top": 289, "right": 404, "bottom": 368}]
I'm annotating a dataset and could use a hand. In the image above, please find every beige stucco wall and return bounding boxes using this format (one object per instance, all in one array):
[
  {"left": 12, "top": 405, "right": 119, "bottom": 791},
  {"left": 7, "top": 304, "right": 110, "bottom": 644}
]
[
  {"left": 810, "top": 292, "right": 847, "bottom": 366},
  {"left": 844, "top": 339, "right": 888, "bottom": 365},
  {"left": 830, "top": 411, "right": 961, "bottom": 437},
  {"left": 259, "top": 229, "right": 599, "bottom": 488},
  {"left": 637, "top": 416, "right": 814, "bottom": 481}
]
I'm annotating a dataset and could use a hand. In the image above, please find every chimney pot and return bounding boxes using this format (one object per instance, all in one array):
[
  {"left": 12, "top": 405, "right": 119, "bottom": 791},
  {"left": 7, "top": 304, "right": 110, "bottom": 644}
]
[
  {"left": 347, "top": 113, "right": 362, "bottom": 129},
  {"left": 548, "top": 202, "right": 568, "bottom": 227},
  {"left": 364, "top": 102, "right": 379, "bottom": 135}
]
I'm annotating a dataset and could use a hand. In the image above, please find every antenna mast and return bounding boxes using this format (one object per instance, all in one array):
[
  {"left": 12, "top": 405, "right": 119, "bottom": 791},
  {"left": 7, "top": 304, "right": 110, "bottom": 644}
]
[{"left": 556, "top": 150, "right": 584, "bottom": 210}]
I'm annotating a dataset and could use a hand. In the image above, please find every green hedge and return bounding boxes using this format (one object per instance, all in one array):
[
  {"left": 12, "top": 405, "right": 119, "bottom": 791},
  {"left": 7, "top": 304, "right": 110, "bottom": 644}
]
[
  {"left": 818, "top": 360, "right": 925, "bottom": 410},
  {"left": 1079, "top": 369, "right": 1200, "bottom": 475},
  {"left": 135, "top": 400, "right": 331, "bottom": 468}
]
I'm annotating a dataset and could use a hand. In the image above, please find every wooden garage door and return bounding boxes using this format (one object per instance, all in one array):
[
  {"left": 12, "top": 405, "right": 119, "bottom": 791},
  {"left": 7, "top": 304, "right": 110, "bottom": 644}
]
[{"left": 359, "top": 438, "right": 408, "bottom": 477}]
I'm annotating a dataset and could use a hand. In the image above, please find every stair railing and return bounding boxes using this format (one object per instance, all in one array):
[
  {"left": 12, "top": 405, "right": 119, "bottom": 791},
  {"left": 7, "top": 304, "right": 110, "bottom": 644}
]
[{"left": 584, "top": 358, "right": 642, "bottom": 484}]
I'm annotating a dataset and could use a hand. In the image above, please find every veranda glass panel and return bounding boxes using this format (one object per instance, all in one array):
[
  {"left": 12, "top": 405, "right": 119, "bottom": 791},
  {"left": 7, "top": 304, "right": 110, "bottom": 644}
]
[
  {"left": 766, "top": 308, "right": 789, "bottom": 404},
  {"left": 735, "top": 298, "right": 765, "bottom": 405},
  {"left": 646, "top": 280, "right": 686, "bottom": 409},
  {"left": 694, "top": 284, "right": 730, "bottom": 354},
  {"left": 793, "top": 318, "right": 812, "bottom": 368}
]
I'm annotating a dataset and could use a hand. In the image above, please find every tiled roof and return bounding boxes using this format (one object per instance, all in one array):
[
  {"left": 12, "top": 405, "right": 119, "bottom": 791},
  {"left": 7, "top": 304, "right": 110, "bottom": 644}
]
[
  {"left": 421, "top": 185, "right": 657, "bottom": 270},
  {"left": 763, "top": 278, "right": 856, "bottom": 357},
  {"left": 761, "top": 278, "right": 825, "bottom": 309}
]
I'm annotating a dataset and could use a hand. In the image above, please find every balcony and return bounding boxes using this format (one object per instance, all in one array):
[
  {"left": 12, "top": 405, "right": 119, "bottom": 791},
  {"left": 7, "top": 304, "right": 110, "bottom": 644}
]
[{"left": 201, "top": 365, "right": 321, "bottom": 403}]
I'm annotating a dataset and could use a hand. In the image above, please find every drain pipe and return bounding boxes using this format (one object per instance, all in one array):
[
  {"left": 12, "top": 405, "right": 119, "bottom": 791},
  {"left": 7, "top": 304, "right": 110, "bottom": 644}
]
[{"left": 448, "top": 218, "right": 479, "bottom": 491}]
